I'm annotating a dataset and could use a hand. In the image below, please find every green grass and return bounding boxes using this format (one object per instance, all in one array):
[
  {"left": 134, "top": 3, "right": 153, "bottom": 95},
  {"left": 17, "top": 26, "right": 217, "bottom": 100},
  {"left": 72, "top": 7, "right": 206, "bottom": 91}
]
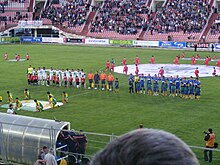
[{"left": 0, "top": 44, "right": 220, "bottom": 164}]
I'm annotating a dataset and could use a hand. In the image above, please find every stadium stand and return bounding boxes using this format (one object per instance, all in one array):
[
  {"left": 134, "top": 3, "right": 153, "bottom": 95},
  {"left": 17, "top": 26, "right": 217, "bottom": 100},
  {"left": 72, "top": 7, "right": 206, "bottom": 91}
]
[
  {"left": 205, "top": 13, "right": 220, "bottom": 43},
  {"left": 144, "top": 0, "right": 213, "bottom": 42},
  {"left": 87, "top": 0, "right": 151, "bottom": 39},
  {"left": 0, "top": 0, "right": 32, "bottom": 32},
  {"left": 41, "top": 0, "right": 94, "bottom": 34}
]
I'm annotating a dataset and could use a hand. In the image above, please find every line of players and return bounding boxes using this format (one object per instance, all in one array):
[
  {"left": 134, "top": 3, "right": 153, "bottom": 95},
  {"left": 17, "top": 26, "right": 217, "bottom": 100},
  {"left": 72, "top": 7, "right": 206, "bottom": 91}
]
[
  {"left": 27, "top": 65, "right": 86, "bottom": 88},
  {"left": 27, "top": 65, "right": 119, "bottom": 92},
  {"left": 128, "top": 74, "right": 201, "bottom": 99}
]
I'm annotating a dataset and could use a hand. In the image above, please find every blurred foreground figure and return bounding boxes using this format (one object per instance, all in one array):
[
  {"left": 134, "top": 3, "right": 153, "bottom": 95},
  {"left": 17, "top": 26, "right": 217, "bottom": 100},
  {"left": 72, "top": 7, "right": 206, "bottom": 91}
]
[{"left": 90, "top": 128, "right": 199, "bottom": 165}]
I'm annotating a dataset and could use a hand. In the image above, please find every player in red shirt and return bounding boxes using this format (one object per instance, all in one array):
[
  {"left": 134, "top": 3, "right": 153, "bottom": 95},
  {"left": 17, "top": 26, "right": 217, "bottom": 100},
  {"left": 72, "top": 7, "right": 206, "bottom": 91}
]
[
  {"left": 32, "top": 74, "right": 38, "bottom": 85},
  {"left": 135, "top": 64, "right": 139, "bottom": 75},
  {"left": 213, "top": 54, "right": 216, "bottom": 60},
  {"left": 195, "top": 67, "right": 199, "bottom": 78},
  {"left": 135, "top": 55, "right": 140, "bottom": 65},
  {"left": 106, "top": 60, "right": 111, "bottom": 71},
  {"left": 150, "top": 56, "right": 155, "bottom": 64},
  {"left": 75, "top": 76, "right": 80, "bottom": 88},
  {"left": 181, "top": 52, "right": 185, "bottom": 58},
  {"left": 158, "top": 67, "right": 164, "bottom": 77},
  {"left": 217, "top": 58, "right": 220, "bottom": 67},
  {"left": 46, "top": 74, "right": 50, "bottom": 86},
  {"left": 174, "top": 56, "right": 179, "bottom": 64},
  {"left": 204, "top": 56, "right": 209, "bottom": 66},
  {"left": 51, "top": 74, "right": 56, "bottom": 86},
  {"left": 26, "top": 53, "right": 30, "bottom": 60},
  {"left": 56, "top": 75, "right": 60, "bottom": 87},
  {"left": 69, "top": 75, "right": 73, "bottom": 87},
  {"left": 4, "top": 52, "right": 8, "bottom": 60},
  {"left": 212, "top": 67, "right": 217, "bottom": 76},
  {"left": 81, "top": 75, "right": 86, "bottom": 88},
  {"left": 196, "top": 54, "right": 201, "bottom": 59},
  {"left": 122, "top": 57, "right": 126, "bottom": 65},
  {"left": 123, "top": 64, "right": 128, "bottom": 75},
  {"left": 16, "top": 54, "right": 20, "bottom": 61},
  {"left": 63, "top": 74, "right": 68, "bottom": 87},
  {"left": 111, "top": 63, "right": 115, "bottom": 72},
  {"left": 191, "top": 55, "right": 196, "bottom": 65}
]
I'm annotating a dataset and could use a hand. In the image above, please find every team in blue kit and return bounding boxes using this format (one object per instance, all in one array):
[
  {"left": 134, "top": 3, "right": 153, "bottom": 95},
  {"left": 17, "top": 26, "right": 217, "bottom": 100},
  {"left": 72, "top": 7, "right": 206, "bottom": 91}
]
[{"left": 129, "top": 74, "right": 201, "bottom": 99}]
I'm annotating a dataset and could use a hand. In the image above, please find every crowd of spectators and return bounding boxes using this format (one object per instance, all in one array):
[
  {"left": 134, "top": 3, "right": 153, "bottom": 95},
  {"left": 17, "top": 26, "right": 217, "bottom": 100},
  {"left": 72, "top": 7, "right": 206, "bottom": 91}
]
[
  {"left": 150, "top": 0, "right": 211, "bottom": 34},
  {"left": 41, "top": 0, "right": 89, "bottom": 28},
  {"left": 90, "top": 0, "right": 150, "bottom": 35},
  {"left": 210, "top": 15, "right": 220, "bottom": 35},
  {"left": 0, "top": 12, "right": 29, "bottom": 23}
]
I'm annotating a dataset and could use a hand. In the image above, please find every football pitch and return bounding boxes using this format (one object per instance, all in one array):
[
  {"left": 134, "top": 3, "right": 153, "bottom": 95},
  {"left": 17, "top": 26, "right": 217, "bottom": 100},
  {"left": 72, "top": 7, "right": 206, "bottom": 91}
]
[{"left": 0, "top": 44, "right": 220, "bottom": 164}]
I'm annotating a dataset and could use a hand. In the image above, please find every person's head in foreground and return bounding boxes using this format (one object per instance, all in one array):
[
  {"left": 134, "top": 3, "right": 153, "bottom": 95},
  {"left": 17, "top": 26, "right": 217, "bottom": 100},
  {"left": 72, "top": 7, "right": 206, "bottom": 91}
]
[{"left": 90, "top": 128, "right": 199, "bottom": 165}]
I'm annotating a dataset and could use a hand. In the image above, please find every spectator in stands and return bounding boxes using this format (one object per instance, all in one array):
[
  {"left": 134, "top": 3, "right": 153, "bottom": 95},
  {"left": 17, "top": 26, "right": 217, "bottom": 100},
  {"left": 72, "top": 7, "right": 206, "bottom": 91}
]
[
  {"left": 76, "top": 130, "right": 87, "bottom": 161},
  {"left": 151, "top": 0, "right": 210, "bottom": 34},
  {"left": 34, "top": 146, "right": 48, "bottom": 165},
  {"left": 90, "top": 128, "right": 199, "bottom": 165},
  {"left": 41, "top": 0, "right": 88, "bottom": 28},
  {"left": 44, "top": 148, "right": 57, "bottom": 165},
  {"left": 90, "top": 0, "right": 150, "bottom": 35}
]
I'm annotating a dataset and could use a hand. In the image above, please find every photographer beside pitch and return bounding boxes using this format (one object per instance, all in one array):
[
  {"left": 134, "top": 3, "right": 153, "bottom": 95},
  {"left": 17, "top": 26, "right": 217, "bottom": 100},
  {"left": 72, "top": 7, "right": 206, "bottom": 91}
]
[{"left": 204, "top": 128, "right": 217, "bottom": 163}]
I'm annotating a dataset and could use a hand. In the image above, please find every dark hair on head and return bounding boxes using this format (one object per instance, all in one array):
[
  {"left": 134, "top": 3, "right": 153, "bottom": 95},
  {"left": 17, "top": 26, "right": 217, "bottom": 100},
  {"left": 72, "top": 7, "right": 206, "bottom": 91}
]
[
  {"left": 47, "top": 92, "right": 50, "bottom": 94},
  {"left": 90, "top": 129, "right": 199, "bottom": 165},
  {"left": 208, "top": 128, "right": 213, "bottom": 133},
  {"left": 43, "top": 146, "right": 47, "bottom": 149},
  {"left": 15, "top": 97, "right": 18, "bottom": 99},
  {"left": 34, "top": 99, "right": 37, "bottom": 102}
]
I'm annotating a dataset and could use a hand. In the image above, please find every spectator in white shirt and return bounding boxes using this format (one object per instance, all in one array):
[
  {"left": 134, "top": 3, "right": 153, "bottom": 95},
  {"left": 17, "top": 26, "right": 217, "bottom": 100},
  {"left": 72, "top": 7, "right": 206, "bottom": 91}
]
[
  {"left": 44, "top": 148, "right": 57, "bottom": 165},
  {"left": 7, "top": 104, "right": 16, "bottom": 114}
]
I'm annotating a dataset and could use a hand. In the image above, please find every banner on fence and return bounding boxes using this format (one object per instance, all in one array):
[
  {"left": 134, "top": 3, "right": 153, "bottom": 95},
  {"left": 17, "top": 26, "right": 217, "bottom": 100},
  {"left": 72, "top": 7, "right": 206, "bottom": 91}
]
[
  {"left": 18, "top": 20, "right": 43, "bottom": 27},
  {"left": 66, "top": 38, "right": 83, "bottom": 43},
  {"left": 42, "top": 37, "right": 64, "bottom": 43},
  {"left": 20, "top": 37, "right": 42, "bottom": 43},
  {"left": 214, "top": 43, "right": 220, "bottom": 50},
  {"left": 132, "top": 40, "right": 159, "bottom": 47},
  {"left": 109, "top": 40, "right": 132, "bottom": 45},
  {"left": 187, "top": 43, "right": 210, "bottom": 48},
  {"left": 159, "top": 41, "right": 186, "bottom": 48},
  {"left": 85, "top": 38, "right": 109, "bottom": 45},
  {"left": 0, "top": 37, "right": 20, "bottom": 43}
]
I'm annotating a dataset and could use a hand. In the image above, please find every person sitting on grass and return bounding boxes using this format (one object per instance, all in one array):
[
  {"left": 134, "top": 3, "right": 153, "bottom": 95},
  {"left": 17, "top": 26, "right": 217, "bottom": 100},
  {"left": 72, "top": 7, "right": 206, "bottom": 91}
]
[
  {"left": 15, "top": 97, "right": 22, "bottom": 110},
  {"left": 34, "top": 99, "right": 44, "bottom": 112},
  {"left": 48, "top": 95, "right": 58, "bottom": 108},
  {"left": 62, "top": 91, "right": 68, "bottom": 104},
  {"left": 47, "top": 92, "right": 53, "bottom": 102}
]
